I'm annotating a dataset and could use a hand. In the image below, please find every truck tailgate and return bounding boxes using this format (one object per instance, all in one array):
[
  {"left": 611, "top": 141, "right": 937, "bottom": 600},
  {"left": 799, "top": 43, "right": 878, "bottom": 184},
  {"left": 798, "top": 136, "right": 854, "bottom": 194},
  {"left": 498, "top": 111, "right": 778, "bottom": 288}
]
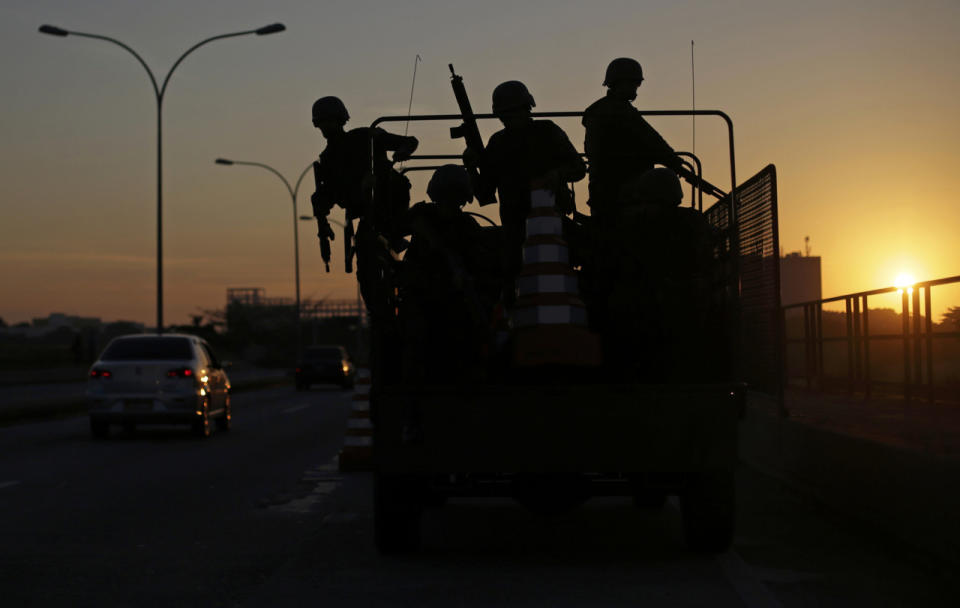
[{"left": 375, "top": 383, "right": 744, "bottom": 474}]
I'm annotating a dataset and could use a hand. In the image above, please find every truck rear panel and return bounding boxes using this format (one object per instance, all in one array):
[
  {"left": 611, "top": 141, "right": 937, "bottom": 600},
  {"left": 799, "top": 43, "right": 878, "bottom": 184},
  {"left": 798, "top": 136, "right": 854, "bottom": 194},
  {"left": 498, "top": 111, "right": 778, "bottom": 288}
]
[{"left": 374, "top": 383, "right": 744, "bottom": 474}]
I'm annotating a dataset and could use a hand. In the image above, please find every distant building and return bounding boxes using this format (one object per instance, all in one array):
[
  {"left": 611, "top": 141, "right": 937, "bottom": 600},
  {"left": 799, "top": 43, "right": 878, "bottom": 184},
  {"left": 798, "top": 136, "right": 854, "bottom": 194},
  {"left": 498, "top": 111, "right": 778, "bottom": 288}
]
[
  {"left": 780, "top": 252, "right": 822, "bottom": 306},
  {"left": 225, "top": 287, "right": 363, "bottom": 322},
  {"left": 32, "top": 313, "right": 101, "bottom": 331}
]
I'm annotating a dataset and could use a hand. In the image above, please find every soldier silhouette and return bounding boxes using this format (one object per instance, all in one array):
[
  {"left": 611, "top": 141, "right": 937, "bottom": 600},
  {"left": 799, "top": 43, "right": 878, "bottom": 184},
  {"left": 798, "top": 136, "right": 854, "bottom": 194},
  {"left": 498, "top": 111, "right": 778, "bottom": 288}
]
[
  {"left": 582, "top": 58, "right": 688, "bottom": 222},
  {"left": 600, "top": 168, "right": 718, "bottom": 380},
  {"left": 309, "top": 96, "right": 418, "bottom": 314},
  {"left": 399, "top": 165, "right": 498, "bottom": 382},
  {"left": 464, "top": 80, "right": 585, "bottom": 303}
]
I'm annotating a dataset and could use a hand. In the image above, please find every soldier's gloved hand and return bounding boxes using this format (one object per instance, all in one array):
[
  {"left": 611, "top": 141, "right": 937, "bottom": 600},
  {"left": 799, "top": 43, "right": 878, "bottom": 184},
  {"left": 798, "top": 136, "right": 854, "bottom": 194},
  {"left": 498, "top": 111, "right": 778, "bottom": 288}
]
[
  {"left": 462, "top": 146, "right": 480, "bottom": 169},
  {"left": 392, "top": 137, "right": 419, "bottom": 163},
  {"left": 316, "top": 218, "right": 335, "bottom": 242},
  {"left": 310, "top": 191, "right": 327, "bottom": 217}
]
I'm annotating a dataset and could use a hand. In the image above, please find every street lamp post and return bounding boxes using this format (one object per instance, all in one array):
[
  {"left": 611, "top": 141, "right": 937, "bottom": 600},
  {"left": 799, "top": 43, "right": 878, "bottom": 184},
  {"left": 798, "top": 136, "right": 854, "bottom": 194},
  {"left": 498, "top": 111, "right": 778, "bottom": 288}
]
[
  {"left": 39, "top": 23, "right": 285, "bottom": 332},
  {"left": 217, "top": 159, "right": 311, "bottom": 356}
]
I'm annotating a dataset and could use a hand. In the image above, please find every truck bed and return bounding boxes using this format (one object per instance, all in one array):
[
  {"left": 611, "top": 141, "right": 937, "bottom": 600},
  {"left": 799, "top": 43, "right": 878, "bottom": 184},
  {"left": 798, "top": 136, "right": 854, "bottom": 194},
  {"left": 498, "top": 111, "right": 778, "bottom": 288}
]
[{"left": 374, "top": 382, "right": 745, "bottom": 474}]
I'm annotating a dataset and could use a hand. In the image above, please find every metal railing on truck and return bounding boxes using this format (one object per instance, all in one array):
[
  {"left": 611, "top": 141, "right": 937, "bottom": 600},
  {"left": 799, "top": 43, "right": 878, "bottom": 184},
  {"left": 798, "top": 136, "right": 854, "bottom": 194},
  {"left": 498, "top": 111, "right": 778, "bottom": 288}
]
[
  {"left": 783, "top": 275, "right": 960, "bottom": 403},
  {"left": 367, "top": 111, "right": 783, "bottom": 402},
  {"left": 397, "top": 150, "right": 711, "bottom": 212},
  {"left": 370, "top": 110, "right": 738, "bottom": 216}
]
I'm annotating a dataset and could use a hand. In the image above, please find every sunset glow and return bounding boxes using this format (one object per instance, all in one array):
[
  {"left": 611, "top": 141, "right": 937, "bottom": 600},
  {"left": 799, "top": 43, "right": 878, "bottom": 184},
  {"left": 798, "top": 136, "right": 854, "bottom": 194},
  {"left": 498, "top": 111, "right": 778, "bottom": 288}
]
[
  {"left": 1, "top": 2, "right": 958, "bottom": 326},
  {"left": 895, "top": 273, "right": 915, "bottom": 295}
]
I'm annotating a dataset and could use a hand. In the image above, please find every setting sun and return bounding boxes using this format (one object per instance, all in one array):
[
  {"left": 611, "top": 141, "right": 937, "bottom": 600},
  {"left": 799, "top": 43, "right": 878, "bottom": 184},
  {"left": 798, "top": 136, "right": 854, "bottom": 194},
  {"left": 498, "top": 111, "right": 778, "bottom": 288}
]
[
  {"left": 894, "top": 273, "right": 915, "bottom": 287},
  {"left": 895, "top": 273, "right": 915, "bottom": 294}
]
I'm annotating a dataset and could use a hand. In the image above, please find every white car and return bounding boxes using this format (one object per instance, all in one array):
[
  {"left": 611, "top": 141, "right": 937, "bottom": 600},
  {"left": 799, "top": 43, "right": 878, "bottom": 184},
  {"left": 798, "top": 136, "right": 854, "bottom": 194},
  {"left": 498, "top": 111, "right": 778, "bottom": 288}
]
[{"left": 87, "top": 334, "right": 231, "bottom": 439}]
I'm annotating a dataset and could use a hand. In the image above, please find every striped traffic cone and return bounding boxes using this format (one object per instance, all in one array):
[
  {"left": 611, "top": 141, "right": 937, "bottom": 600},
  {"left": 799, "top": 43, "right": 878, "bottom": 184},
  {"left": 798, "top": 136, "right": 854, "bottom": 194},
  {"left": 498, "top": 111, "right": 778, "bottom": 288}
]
[
  {"left": 510, "top": 184, "right": 602, "bottom": 368},
  {"left": 339, "top": 368, "right": 373, "bottom": 472}
]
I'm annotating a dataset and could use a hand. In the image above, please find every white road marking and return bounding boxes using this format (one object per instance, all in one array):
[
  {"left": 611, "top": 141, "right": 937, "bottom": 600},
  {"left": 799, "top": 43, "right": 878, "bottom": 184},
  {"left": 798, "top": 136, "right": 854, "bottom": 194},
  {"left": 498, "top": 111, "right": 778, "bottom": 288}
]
[
  {"left": 667, "top": 497, "right": 784, "bottom": 608},
  {"left": 271, "top": 461, "right": 344, "bottom": 514},
  {"left": 716, "top": 551, "right": 785, "bottom": 608},
  {"left": 283, "top": 404, "right": 310, "bottom": 414},
  {"left": 0, "top": 481, "right": 21, "bottom": 490}
]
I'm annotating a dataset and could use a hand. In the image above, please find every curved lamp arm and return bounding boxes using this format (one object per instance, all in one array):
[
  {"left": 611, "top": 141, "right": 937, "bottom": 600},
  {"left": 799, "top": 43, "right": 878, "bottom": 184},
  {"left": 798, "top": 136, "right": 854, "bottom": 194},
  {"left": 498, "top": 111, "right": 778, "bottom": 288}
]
[
  {"left": 216, "top": 159, "right": 294, "bottom": 199},
  {"left": 41, "top": 28, "right": 160, "bottom": 98},
  {"left": 160, "top": 27, "right": 279, "bottom": 100}
]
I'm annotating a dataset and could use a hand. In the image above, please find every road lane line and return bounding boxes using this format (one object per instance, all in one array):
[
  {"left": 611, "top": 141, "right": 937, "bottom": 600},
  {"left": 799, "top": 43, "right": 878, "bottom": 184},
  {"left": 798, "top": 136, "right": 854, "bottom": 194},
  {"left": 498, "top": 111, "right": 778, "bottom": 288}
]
[
  {"left": 667, "top": 497, "right": 783, "bottom": 608},
  {"left": 716, "top": 551, "right": 785, "bottom": 608},
  {"left": 0, "top": 481, "right": 21, "bottom": 490},
  {"left": 283, "top": 404, "right": 310, "bottom": 414}
]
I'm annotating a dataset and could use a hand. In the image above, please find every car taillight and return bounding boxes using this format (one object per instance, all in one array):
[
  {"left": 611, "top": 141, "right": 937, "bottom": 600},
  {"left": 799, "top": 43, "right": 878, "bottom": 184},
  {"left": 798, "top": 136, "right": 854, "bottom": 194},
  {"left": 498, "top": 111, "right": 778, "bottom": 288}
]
[
  {"left": 167, "top": 368, "right": 194, "bottom": 379},
  {"left": 90, "top": 369, "right": 112, "bottom": 379},
  {"left": 295, "top": 367, "right": 302, "bottom": 373}
]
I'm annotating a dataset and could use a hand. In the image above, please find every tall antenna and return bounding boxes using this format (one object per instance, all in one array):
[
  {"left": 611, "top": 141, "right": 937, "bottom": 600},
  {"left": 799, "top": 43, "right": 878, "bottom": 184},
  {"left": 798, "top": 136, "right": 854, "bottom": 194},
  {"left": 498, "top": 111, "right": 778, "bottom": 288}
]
[
  {"left": 404, "top": 54, "right": 422, "bottom": 137},
  {"left": 691, "top": 40, "right": 696, "bottom": 155}
]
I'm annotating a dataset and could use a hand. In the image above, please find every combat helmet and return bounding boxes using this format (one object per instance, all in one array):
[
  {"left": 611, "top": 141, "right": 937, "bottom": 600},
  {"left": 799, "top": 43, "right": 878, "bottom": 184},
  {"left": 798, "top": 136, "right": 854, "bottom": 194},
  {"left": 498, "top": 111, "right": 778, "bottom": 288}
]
[
  {"left": 603, "top": 57, "right": 644, "bottom": 87},
  {"left": 427, "top": 164, "right": 474, "bottom": 207},
  {"left": 492, "top": 81, "right": 536, "bottom": 115},
  {"left": 311, "top": 96, "right": 350, "bottom": 125}
]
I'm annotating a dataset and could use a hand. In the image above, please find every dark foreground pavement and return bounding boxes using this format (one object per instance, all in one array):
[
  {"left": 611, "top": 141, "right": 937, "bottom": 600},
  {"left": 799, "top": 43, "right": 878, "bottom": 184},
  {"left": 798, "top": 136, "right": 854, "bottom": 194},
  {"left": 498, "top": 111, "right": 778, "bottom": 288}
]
[{"left": 0, "top": 385, "right": 954, "bottom": 607}]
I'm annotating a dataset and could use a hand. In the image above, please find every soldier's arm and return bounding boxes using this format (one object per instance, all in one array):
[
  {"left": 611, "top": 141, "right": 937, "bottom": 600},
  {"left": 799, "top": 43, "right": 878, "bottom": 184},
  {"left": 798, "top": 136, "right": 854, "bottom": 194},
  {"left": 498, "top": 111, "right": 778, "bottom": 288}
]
[
  {"left": 374, "top": 128, "right": 419, "bottom": 162},
  {"left": 625, "top": 112, "right": 684, "bottom": 172},
  {"left": 549, "top": 122, "right": 587, "bottom": 183},
  {"left": 310, "top": 157, "right": 341, "bottom": 218},
  {"left": 469, "top": 134, "right": 500, "bottom": 205}
]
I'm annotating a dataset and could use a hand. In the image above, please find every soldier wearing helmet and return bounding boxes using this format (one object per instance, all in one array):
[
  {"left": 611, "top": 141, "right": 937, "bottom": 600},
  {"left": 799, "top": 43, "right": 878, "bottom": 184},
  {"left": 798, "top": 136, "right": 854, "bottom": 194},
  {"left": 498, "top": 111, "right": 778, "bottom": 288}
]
[
  {"left": 309, "top": 96, "right": 419, "bottom": 313},
  {"left": 399, "top": 165, "right": 500, "bottom": 381},
  {"left": 582, "top": 58, "right": 687, "bottom": 220},
  {"left": 465, "top": 80, "right": 586, "bottom": 302},
  {"left": 599, "top": 167, "right": 718, "bottom": 380}
]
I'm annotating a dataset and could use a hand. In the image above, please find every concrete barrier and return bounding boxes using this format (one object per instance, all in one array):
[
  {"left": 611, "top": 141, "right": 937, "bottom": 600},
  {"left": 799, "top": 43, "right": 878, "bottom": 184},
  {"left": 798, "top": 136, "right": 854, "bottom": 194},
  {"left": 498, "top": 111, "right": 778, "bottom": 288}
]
[{"left": 741, "top": 392, "right": 960, "bottom": 568}]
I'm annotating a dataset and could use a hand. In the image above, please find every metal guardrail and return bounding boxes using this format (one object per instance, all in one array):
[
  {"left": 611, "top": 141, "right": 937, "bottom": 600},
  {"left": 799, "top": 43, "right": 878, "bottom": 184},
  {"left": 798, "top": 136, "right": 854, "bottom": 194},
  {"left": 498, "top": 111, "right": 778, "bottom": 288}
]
[{"left": 783, "top": 275, "right": 960, "bottom": 403}]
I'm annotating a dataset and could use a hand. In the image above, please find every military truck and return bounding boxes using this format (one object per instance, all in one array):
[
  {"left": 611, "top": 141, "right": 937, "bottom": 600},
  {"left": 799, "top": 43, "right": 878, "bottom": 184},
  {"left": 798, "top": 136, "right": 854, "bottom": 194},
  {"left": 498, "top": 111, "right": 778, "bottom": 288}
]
[{"left": 364, "top": 109, "right": 781, "bottom": 554}]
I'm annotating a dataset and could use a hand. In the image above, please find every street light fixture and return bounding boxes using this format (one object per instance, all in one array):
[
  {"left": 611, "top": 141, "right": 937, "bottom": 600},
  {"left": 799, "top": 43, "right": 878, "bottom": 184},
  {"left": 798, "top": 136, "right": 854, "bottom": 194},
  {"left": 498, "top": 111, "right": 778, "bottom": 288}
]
[
  {"left": 216, "top": 159, "right": 311, "bottom": 355},
  {"left": 40, "top": 22, "right": 285, "bottom": 332}
]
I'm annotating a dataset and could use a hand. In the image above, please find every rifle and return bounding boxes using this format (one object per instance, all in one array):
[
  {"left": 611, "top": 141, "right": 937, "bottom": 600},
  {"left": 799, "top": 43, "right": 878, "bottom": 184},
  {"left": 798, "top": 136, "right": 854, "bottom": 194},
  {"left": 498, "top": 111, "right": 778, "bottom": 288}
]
[
  {"left": 448, "top": 64, "right": 496, "bottom": 207},
  {"left": 677, "top": 166, "right": 726, "bottom": 199},
  {"left": 312, "top": 161, "right": 333, "bottom": 272},
  {"left": 343, "top": 219, "right": 355, "bottom": 274}
]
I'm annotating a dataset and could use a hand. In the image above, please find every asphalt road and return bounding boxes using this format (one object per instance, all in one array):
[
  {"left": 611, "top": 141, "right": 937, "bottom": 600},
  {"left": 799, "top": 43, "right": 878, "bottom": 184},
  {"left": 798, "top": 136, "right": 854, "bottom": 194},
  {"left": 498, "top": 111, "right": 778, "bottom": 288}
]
[{"left": 0, "top": 385, "right": 954, "bottom": 607}]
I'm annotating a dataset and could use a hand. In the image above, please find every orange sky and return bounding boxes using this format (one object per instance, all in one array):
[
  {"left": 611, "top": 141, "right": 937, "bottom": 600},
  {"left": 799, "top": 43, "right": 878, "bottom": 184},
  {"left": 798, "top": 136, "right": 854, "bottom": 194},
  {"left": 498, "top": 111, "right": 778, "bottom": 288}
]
[{"left": 2, "top": 1, "right": 959, "bottom": 325}]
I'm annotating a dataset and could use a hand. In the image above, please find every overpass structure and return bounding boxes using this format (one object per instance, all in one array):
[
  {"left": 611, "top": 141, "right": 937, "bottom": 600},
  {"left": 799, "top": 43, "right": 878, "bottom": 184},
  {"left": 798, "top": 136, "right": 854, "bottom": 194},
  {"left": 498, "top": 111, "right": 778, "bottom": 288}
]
[{"left": 227, "top": 287, "right": 365, "bottom": 324}]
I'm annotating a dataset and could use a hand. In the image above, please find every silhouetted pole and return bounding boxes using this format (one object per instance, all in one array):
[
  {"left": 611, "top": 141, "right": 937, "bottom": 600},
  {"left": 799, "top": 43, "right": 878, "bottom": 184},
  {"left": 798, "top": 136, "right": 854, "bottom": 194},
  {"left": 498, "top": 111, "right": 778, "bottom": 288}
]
[
  {"left": 39, "top": 23, "right": 286, "bottom": 333},
  {"left": 218, "top": 159, "right": 311, "bottom": 357}
]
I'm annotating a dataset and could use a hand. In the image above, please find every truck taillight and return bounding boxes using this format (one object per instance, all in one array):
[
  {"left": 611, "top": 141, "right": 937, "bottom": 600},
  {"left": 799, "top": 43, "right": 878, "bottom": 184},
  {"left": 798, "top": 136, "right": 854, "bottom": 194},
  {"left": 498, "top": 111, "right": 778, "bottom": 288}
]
[
  {"left": 167, "top": 368, "right": 194, "bottom": 379},
  {"left": 90, "top": 369, "right": 112, "bottom": 379}
]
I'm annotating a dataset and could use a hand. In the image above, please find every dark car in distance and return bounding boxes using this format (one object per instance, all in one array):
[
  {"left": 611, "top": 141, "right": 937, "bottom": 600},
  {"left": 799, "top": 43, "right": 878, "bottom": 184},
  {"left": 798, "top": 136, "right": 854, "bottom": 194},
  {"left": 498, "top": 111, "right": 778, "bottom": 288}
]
[{"left": 295, "top": 345, "right": 355, "bottom": 390}]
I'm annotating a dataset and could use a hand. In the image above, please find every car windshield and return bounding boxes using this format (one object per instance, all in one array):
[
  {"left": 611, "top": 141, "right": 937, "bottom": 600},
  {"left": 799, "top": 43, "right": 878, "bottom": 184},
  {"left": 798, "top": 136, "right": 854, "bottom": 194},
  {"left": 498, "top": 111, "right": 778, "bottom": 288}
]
[
  {"left": 100, "top": 337, "right": 193, "bottom": 361},
  {"left": 303, "top": 347, "right": 342, "bottom": 360}
]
